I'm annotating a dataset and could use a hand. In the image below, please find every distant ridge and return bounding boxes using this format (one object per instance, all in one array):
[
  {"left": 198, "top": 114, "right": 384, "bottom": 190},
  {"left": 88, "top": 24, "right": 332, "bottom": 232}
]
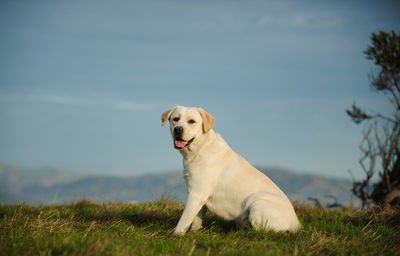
[{"left": 0, "top": 163, "right": 353, "bottom": 205}]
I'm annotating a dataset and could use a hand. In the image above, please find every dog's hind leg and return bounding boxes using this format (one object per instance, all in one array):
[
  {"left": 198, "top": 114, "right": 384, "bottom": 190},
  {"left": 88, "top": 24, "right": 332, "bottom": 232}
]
[
  {"left": 189, "top": 205, "right": 207, "bottom": 231},
  {"left": 247, "top": 195, "right": 300, "bottom": 232},
  {"left": 248, "top": 200, "right": 272, "bottom": 230}
]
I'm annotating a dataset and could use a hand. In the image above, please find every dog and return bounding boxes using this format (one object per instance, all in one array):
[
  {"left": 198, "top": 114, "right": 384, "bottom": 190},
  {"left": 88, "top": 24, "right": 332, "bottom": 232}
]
[{"left": 161, "top": 106, "right": 300, "bottom": 235}]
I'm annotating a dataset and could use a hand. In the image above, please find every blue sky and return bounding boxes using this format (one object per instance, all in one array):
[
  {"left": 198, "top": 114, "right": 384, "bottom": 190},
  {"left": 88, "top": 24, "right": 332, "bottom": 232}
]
[{"left": 0, "top": 0, "right": 399, "bottom": 178}]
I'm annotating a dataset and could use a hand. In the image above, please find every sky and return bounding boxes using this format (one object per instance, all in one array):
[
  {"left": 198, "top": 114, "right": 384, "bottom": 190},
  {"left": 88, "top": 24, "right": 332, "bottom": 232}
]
[{"left": 0, "top": 0, "right": 399, "bottom": 179}]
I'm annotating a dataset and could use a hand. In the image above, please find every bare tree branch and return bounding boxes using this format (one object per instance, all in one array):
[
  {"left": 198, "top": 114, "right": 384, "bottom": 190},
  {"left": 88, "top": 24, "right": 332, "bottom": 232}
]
[{"left": 348, "top": 31, "right": 400, "bottom": 208}]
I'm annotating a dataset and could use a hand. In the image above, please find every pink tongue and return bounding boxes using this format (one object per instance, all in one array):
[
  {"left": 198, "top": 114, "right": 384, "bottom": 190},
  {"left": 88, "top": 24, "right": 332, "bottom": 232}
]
[{"left": 175, "top": 140, "right": 188, "bottom": 148}]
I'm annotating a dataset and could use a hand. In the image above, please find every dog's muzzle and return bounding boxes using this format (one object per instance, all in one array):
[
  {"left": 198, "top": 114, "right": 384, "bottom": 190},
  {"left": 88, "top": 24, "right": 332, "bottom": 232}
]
[{"left": 173, "top": 127, "right": 194, "bottom": 149}]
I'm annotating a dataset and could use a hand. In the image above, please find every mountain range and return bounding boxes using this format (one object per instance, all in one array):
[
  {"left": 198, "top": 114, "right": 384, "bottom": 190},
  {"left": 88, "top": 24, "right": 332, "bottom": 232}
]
[{"left": 0, "top": 163, "right": 355, "bottom": 206}]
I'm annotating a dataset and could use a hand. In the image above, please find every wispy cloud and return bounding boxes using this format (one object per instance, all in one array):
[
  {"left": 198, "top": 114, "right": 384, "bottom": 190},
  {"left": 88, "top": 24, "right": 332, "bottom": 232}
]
[
  {"left": 0, "top": 93, "right": 157, "bottom": 111},
  {"left": 27, "top": 95, "right": 89, "bottom": 106},
  {"left": 112, "top": 100, "right": 155, "bottom": 111},
  {"left": 258, "top": 11, "right": 344, "bottom": 29}
]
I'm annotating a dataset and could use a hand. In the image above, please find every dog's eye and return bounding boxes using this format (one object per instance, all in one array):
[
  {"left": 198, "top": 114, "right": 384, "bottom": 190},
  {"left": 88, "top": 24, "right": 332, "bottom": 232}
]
[
  {"left": 188, "top": 120, "right": 196, "bottom": 124},
  {"left": 173, "top": 117, "right": 180, "bottom": 122}
]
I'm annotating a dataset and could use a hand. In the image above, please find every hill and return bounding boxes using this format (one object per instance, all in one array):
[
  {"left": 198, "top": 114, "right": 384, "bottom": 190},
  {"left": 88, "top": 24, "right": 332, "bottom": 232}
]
[
  {"left": 0, "top": 199, "right": 399, "bottom": 255},
  {"left": 0, "top": 163, "right": 353, "bottom": 205}
]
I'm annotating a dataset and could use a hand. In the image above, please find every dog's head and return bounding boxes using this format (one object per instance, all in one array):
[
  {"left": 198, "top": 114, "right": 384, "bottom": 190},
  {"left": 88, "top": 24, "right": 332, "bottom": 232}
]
[{"left": 161, "top": 106, "right": 215, "bottom": 150}]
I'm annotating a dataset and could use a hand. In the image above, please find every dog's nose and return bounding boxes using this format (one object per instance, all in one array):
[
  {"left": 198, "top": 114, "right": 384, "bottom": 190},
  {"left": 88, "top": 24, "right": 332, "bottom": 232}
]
[{"left": 174, "top": 126, "right": 184, "bottom": 135}]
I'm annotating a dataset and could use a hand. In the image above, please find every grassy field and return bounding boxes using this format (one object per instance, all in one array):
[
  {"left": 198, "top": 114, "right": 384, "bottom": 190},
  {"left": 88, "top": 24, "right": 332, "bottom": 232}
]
[{"left": 1, "top": 198, "right": 399, "bottom": 256}]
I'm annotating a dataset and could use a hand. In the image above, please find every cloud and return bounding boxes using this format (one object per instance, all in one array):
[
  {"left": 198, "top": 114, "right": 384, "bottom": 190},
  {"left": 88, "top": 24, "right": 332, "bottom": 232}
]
[
  {"left": 112, "top": 100, "right": 155, "bottom": 111},
  {"left": 27, "top": 95, "right": 89, "bottom": 106},
  {"left": 0, "top": 93, "right": 156, "bottom": 111},
  {"left": 258, "top": 10, "right": 344, "bottom": 29}
]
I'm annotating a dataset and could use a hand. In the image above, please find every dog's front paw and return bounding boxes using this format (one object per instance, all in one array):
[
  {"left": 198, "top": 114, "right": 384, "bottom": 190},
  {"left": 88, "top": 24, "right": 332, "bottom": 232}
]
[
  {"left": 173, "top": 228, "right": 186, "bottom": 236},
  {"left": 189, "top": 223, "right": 202, "bottom": 232}
]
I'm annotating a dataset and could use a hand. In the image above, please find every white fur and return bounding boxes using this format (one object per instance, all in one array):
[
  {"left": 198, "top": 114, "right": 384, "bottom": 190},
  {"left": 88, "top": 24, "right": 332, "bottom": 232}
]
[{"left": 162, "top": 106, "right": 300, "bottom": 235}]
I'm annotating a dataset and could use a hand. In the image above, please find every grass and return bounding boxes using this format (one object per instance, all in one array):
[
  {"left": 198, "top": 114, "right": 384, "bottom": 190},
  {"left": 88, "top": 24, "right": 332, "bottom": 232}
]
[{"left": 1, "top": 198, "right": 399, "bottom": 256}]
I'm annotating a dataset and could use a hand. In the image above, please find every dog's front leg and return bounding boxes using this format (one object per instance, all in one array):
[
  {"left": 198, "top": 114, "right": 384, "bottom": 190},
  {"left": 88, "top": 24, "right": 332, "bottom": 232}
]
[
  {"left": 190, "top": 205, "right": 207, "bottom": 231},
  {"left": 174, "top": 194, "right": 205, "bottom": 235}
]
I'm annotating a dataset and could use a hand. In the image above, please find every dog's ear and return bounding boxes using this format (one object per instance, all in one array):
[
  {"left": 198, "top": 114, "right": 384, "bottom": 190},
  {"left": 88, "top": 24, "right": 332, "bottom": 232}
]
[
  {"left": 198, "top": 108, "right": 215, "bottom": 133},
  {"left": 161, "top": 106, "right": 177, "bottom": 126}
]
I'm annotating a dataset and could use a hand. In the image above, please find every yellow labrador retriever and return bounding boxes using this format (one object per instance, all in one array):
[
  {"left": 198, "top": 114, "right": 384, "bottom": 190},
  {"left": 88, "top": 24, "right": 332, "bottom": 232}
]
[{"left": 162, "top": 106, "right": 300, "bottom": 235}]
